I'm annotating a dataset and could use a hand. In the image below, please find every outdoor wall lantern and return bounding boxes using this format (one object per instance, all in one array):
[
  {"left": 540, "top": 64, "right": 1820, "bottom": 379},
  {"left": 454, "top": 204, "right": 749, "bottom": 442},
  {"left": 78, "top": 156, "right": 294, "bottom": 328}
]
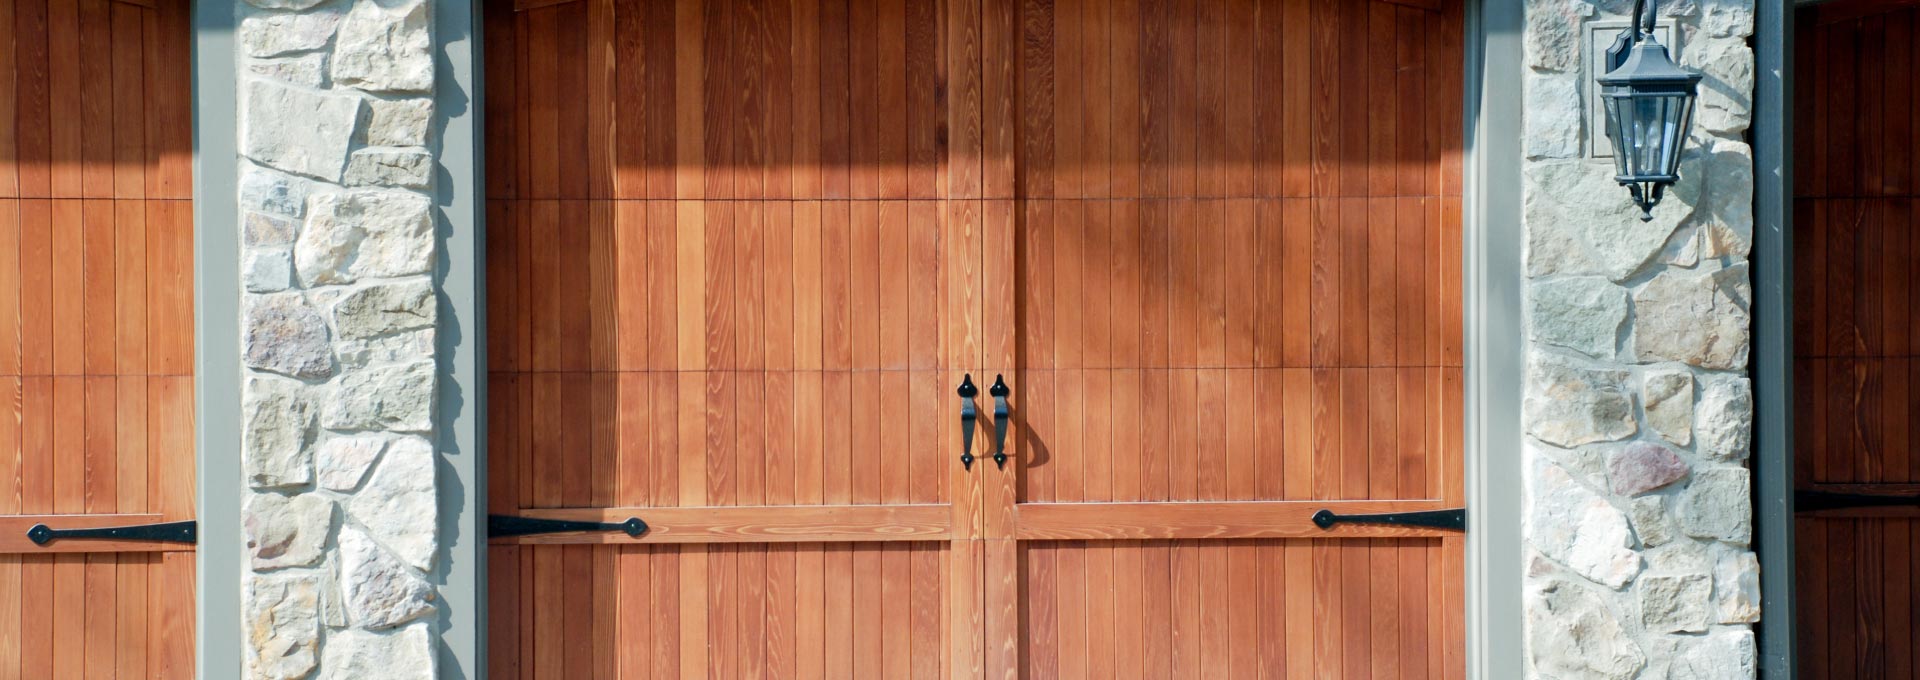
[{"left": 1597, "top": 0, "right": 1702, "bottom": 221}]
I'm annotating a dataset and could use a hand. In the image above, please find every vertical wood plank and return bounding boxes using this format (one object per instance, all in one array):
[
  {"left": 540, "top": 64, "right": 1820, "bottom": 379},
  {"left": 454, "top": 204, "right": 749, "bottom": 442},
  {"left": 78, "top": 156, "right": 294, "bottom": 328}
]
[
  {"left": 78, "top": 0, "right": 112, "bottom": 199},
  {"left": 0, "top": 201, "right": 18, "bottom": 376},
  {"left": 50, "top": 200, "right": 83, "bottom": 375},
  {"left": 145, "top": 201, "right": 189, "bottom": 376},
  {"left": 144, "top": 0, "right": 189, "bottom": 199},
  {"left": 47, "top": 0, "right": 80, "bottom": 198},
  {"left": 0, "top": 0, "right": 17, "bottom": 197},
  {"left": 15, "top": 0, "right": 50, "bottom": 198}
]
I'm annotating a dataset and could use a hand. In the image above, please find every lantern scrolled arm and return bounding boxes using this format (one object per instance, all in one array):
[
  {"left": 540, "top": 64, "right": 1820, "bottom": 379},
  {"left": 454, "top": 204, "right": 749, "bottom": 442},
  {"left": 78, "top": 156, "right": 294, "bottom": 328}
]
[{"left": 1596, "top": 0, "right": 1702, "bottom": 221}]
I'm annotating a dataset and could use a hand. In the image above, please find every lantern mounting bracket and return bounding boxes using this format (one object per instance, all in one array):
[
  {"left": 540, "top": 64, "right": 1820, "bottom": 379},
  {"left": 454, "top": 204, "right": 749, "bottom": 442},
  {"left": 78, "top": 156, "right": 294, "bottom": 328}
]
[{"left": 1606, "top": 0, "right": 1659, "bottom": 70}]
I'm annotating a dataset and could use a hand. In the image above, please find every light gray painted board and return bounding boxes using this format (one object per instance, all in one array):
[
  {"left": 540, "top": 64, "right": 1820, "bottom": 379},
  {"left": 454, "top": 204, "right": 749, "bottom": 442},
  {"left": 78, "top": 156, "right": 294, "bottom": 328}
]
[
  {"left": 192, "top": 2, "right": 243, "bottom": 678},
  {"left": 1465, "top": 0, "right": 1528, "bottom": 676},
  {"left": 437, "top": 1, "right": 484, "bottom": 678}
]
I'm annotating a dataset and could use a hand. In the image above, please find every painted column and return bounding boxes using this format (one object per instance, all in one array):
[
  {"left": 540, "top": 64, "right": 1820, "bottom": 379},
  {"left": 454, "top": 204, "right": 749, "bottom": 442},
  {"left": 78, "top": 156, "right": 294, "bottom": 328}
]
[
  {"left": 1519, "top": 0, "right": 1760, "bottom": 677},
  {"left": 234, "top": 0, "right": 441, "bottom": 677}
]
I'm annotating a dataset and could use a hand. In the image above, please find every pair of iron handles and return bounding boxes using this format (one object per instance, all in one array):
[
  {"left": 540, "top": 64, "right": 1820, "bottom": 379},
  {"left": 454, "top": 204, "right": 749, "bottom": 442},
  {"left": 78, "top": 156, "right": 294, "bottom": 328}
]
[{"left": 956, "top": 374, "right": 1010, "bottom": 471}]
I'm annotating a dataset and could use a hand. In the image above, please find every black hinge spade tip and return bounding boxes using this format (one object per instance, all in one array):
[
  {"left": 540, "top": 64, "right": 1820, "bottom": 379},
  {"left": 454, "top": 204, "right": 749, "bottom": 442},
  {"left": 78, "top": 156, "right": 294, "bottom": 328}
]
[
  {"left": 1313, "top": 508, "right": 1466, "bottom": 532},
  {"left": 27, "top": 520, "right": 198, "bottom": 546},
  {"left": 488, "top": 515, "right": 648, "bottom": 538},
  {"left": 958, "top": 374, "right": 978, "bottom": 398},
  {"left": 990, "top": 375, "right": 1009, "bottom": 397}
]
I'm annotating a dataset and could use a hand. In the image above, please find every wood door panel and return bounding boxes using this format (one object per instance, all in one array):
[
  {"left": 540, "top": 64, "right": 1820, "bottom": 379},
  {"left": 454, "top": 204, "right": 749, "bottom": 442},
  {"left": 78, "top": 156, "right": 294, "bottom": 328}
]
[
  {"left": 991, "top": 0, "right": 1465, "bottom": 676},
  {"left": 1795, "top": 6, "right": 1920, "bottom": 677},
  {"left": 1796, "top": 518, "right": 1920, "bottom": 679},
  {"left": 1017, "top": 367, "right": 1456, "bottom": 505},
  {"left": 1016, "top": 539, "right": 1447, "bottom": 679},
  {"left": 487, "top": 0, "right": 959, "bottom": 202},
  {"left": 0, "top": 0, "right": 195, "bottom": 674},
  {"left": 486, "top": 199, "right": 967, "bottom": 375},
  {"left": 0, "top": 552, "right": 193, "bottom": 680},
  {"left": 486, "top": 197, "right": 983, "bottom": 676},
  {"left": 0, "top": 0, "right": 190, "bottom": 201},
  {"left": 486, "top": 365, "right": 962, "bottom": 513},
  {"left": 487, "top": 1, "right": 988, "bottom": 676},
  {"left": 489, "top": 542, "right": 955, "bottom": 680},
  {"left": 1006, "top": 0, "right": 1455, "bottom": 201}
]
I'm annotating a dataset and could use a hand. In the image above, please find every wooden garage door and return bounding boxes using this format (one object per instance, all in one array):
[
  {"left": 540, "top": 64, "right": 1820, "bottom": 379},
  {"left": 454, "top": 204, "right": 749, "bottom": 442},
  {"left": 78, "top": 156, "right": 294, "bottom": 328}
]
[
  {"left": 985, "top": 0, "right": 1465, "bottom": 677},
  {"left": 483, "top": 0, "right": 1464, "bottom": 677},
  {"left": 0, "top": 0, "right": 197, "bottom": 677},
  {"left": 483, "top": 0, "right": 994, "bottom": 677},
  {"left": 1792, "top": 1, "right": 1920, "bottom": 676}
]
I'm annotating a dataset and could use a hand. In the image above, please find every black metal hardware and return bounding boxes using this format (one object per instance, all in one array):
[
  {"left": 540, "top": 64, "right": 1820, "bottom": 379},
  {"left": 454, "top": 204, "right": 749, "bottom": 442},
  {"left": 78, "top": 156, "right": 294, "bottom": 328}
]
[
  {"left": 990, "top": 375, "right": 1010, "bottom": 470},
  {"left": 27, "top": 520, "right": 197, "bottom": 546},
  {"left": 958, "top": 374, "right": 979, "bottom": 471},
  {"left": 1795, "top": 490, "right": 1920, "bottom": 513},
  {"left": 487, "top": 515, "right": 648, "bottom": 538},
  {"left": 1312, "top": 508, "right": 1466, "bottom": 532}
]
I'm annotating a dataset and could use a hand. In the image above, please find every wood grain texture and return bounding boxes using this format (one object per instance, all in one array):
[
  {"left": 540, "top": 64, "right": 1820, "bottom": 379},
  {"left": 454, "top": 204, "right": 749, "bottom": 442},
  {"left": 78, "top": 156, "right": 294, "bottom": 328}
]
[
  {"left": 1014, "top": 501, "right": 1462, "bottom": 540},
  {"left": 994, "top": 0, "right": 1464, "bottom": 676},
  {"left": 0, "top": 1, "right": 194, "bottom": 675},
  {"left": 486, "top": 2, "right": 981, "bottom": 676},
  {"left": 1796, "top": 10, "right": 1920, "bottom": 677},
  {"left": 494, "top": 504, "right": 953, "bottom": 545},
  {"left": 486, "top": 0, "right": 1461, "bottom": 675}
]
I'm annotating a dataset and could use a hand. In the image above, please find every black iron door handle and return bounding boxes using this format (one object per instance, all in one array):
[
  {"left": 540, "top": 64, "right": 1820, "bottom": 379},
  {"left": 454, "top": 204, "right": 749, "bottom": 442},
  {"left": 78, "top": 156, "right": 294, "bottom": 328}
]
[
  {"left": 27, "top": 520, "right": 198, "bottom": 546},
  {"left": 958, "top": 374, "right": 979, "bottom": 471},
  {"left": 487, "top": 515, "right": 648, "bottom": 538},
  {"left": 1312, "top": 508, "right": 1466, "bottom": 532},
  {"left": 990, "top": 375, "right": 1011, "bottom": 470}
]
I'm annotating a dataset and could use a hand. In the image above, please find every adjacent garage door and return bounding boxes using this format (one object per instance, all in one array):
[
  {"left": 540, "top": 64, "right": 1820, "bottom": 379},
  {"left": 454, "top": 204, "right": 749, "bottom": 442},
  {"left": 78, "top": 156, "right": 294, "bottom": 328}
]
[
  {"left": 0, "top": 0, "right": 197, "bottom": 677},
  {"left": 1793, "top": 2, "right": 1920, "bottom": 677},
  {"left": 484, "top": 0, "right": 1464, "bottom": 676}
]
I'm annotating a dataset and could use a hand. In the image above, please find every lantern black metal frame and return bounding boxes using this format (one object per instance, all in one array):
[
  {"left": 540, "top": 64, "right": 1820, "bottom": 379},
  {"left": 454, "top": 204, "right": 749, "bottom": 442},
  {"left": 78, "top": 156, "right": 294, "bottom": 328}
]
[{"left": 1597, "top": 0, "right": 1703, "bottom": 221}]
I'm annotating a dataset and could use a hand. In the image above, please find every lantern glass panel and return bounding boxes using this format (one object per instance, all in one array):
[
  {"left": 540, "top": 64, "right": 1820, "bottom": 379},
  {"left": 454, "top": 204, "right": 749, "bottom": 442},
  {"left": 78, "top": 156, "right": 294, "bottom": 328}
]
[
  {"left": 1633, "top": 96, "right": 1666, "bottom": 175},
  {"left": 1604, "top": 94, "right": 1631, "bottom": 177},
  {"left": 1601, "top": 90, "right": 1693, "bottom": 182}
]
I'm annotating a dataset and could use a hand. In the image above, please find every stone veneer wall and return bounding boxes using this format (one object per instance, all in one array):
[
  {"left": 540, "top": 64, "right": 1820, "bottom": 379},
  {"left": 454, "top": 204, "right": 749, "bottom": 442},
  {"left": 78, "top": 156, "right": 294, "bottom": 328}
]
[
  {"left": 1520, "top": 0, "right": 1760, "bottom": 678},
  {"left": 234, "top": 0, "right": 441, "bottom": 678}
]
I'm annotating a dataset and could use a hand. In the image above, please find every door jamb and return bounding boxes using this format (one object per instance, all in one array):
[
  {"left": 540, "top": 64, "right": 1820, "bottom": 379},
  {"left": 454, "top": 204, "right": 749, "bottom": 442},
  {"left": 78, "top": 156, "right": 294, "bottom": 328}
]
[
  {"left": 1752, "top": 0, "right": 1795, "bottom": 675},
  {"left": 191, "top": 2, "right": 244, "bottom": 678},
  {"left": 436, "top": 1, "right": 487, "bottom": 677},
  {"left": 1462, "top": 0, "right": 1527, "bottom": 676}
]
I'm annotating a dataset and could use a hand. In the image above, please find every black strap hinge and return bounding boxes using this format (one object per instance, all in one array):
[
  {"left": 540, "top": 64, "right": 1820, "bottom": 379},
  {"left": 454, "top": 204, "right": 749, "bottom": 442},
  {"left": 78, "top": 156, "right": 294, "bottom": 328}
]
[
  {"left": 488, "top": 515, "right": 648, "bottom": 538},
  {"left": 27, "top": 520, "right": 198, "bottom": 546},
  {"left": 1312, "top": 508, "right": 1466, "bottom": 532},
  {"left": 1795, "top": 490, "right": 1920, "bottom": 513}
]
